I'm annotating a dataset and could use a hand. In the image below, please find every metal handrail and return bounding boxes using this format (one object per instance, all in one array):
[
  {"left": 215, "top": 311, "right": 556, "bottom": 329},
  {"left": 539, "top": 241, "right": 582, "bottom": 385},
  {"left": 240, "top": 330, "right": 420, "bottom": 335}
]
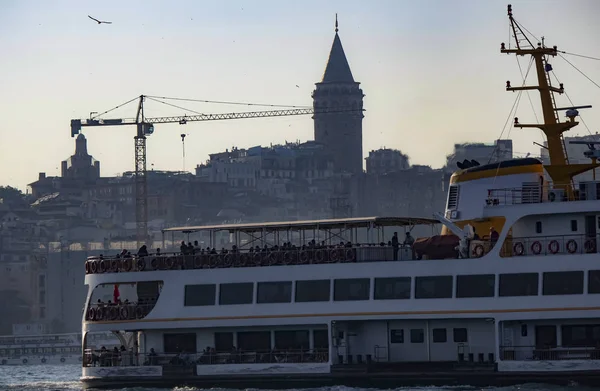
[
  {"left": 84, "top": 245, "right": 415, "bottom": 275},
  {"left": 486, "top": 182, "right": 599, "bottom": 206},
  {"left": 469, "top": 233, "right": 599, "bottom": 258},
  {"left": 500, "top": 345, "right": 600, "bottom": 361},
  {"left": 82, "top": 348, "right": 329, "bottom": 367}
]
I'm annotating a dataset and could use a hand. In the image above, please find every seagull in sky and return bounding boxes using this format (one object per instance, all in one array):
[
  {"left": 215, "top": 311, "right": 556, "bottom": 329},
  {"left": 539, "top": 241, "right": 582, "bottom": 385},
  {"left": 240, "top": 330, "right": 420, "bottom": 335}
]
[{"left": 88, "top": 15, "right": 112, "bottom": 24}]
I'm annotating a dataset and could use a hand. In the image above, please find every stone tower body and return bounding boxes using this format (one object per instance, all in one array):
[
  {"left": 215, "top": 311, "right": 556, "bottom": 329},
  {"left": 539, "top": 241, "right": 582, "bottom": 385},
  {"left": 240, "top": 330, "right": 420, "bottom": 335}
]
[{"left": 313, "top": 17, "right": 364, "bottom": 174}]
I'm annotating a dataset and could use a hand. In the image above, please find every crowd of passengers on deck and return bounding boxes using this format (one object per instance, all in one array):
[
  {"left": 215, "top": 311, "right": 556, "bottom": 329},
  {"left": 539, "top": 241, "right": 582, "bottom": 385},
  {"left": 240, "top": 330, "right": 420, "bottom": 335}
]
[
  {"left": 85, "top": 231, "right": 417, "bottom": 274},
  {"left": 86, "top": 345, "right": 134, "bottom": 367},
  {"left": 92, "top": 346, "right": 329, "bottom": 367}
]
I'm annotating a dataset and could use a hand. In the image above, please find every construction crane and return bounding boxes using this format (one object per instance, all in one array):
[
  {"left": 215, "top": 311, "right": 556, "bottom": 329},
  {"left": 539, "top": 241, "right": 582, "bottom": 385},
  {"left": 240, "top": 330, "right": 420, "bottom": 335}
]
[{"left": 70, "top": 94, "right": 363, "bottom": 248}]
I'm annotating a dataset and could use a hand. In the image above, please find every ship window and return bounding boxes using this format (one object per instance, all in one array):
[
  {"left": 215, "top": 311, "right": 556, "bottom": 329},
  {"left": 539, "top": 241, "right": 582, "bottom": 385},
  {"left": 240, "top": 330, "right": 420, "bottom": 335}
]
[
  {"left": 184, "top": 284, "right": 216, "bottom": 306},
  {"left": 588, "top": 271, "right": 600, "bottom": 294},
  {"left": 456, "top": 274, "right": 495, "bottom": 298},
  {"left": 164, "top": 333, "right": 197, "bottom": 353},
  {"left": 410, "top": 329, "right": 424, "bottom": 343},
  {"left": 499, "top": 273, "right": 538, "bottom": 296},
  {"left": 219, "top": 282, "right": 254, "bottom": 305},
  {"left": 453, "top": 328, "right": 468, "bottom": 343},
  {"left": 415, "top": 276, "right": 453, "bottom": 299},
  {"left": 214, "top": 332, "right": 233, "bottom": 352},
  {"left": 237, "top": 331, "right": 271, "bottom": 351},
  {"left": 257, "top": 281, "right": 292, "bottom": 303},
  {"left": 432, "top": 328, "right": 447, "bottom": 343},
  {"left": 295, "top": 280, "right": 330, "bottom": 302},
  {"left": 447, "top": 185, "right": 459, "bottom": 209},
  {"left": 313, "top": 330, "right": 329, "bottom": 349},
  {"left": 562, "top": 325, "right": 600, "bottom": 347},
  {"left": 274, "top": 330, "right": 309, "bottom": 350},
  {"left": 536, "top": 221, "right": 542, "bottom": 233},
  {"left": 333, "top": 278, "right": 370, "bottom": 301},
  {"left": 374, "top": 277, "right": 411, "bottom": 300},
  {"left": 543, "top": 271, "right": 583, "bottom": 295},
  {"left": 390, "top": 329, "right": 404, "bottom": 343},
  {"left": 571, "top": 220, "right": 578, "bottom": 232}
]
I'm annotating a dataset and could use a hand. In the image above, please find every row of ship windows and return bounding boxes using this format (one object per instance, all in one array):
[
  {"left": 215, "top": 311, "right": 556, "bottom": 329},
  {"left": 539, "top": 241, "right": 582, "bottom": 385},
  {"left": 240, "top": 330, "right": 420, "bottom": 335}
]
[
  {"left": 391, "top": 328, "right": 468, "bottom": 344},
  {"left": 183, "top": 271, "right": 600, "bottom": 306}
]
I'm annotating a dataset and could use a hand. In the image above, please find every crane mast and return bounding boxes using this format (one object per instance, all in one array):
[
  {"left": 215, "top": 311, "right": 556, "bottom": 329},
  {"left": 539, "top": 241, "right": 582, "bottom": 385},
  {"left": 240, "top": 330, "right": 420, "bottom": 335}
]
[
  {"left": 501, "top": 4, "right": 599, "bottom": 198},
  {"left": 70, "top": 95, "right": 363, "bottom": 248}
]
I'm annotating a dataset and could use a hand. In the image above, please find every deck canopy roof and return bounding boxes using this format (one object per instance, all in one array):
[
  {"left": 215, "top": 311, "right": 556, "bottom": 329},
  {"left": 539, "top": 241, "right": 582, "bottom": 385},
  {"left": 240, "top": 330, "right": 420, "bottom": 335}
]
[{"left": 162, "top": 216, "right": 440, "bottom": 234}]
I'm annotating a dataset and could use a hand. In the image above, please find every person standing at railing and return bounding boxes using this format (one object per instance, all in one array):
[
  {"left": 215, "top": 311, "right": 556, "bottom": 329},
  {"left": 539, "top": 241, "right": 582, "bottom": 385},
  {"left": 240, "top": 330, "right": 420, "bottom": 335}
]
[
  {"left": 404, "top": 232, "right": 415, "bottom": 247},
  {"left": 392, "top": 232, "right": 399, "bottom": 260},
  {"left": 137, "top": 245, "right": 148, "bottom": 257}
]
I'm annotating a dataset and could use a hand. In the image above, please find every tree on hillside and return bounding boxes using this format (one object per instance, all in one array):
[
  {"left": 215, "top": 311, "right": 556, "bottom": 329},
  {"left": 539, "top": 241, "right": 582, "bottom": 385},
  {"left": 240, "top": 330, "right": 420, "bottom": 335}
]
[{"left": 0, "top": 186, "right": 27, "bottom": 207}]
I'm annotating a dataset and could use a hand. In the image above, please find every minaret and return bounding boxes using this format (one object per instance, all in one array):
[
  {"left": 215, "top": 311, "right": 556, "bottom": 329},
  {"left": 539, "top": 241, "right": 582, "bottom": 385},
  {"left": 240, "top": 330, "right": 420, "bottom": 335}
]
[{"left": 313, "top": 15, "right": 364, "bottom": 174}]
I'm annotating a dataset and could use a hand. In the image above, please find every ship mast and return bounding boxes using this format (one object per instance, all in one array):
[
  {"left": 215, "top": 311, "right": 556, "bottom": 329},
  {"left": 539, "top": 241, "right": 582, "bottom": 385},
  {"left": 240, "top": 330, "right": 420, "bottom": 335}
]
[{"left": 501, "top": 4, "right": 598, "bottom": 196}]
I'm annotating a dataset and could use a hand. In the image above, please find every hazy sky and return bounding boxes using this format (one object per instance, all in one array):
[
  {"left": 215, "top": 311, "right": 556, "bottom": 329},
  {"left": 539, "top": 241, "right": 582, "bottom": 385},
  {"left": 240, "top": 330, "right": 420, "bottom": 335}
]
[{"left": 1, "top": 0, "right": 600, "bottom": 191}]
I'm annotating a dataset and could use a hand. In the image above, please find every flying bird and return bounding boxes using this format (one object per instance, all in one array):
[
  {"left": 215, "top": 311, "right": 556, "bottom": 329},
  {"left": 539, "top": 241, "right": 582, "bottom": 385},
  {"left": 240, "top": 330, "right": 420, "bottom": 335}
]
[{"left": 88, "top": 15, "right": 112, "bottom": 24}]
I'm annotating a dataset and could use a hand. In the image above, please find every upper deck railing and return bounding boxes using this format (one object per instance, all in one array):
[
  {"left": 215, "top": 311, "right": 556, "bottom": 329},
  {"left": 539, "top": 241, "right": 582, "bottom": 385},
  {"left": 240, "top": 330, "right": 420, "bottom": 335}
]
[
  {"left": 84, "top": 245, "right": 415, "bottom": 275},
  {"left": 485, "top": 182, "right": 600, "bottom": 206},
  {"left": 469, "top": 233, "right": 599, "bottom": 258}
]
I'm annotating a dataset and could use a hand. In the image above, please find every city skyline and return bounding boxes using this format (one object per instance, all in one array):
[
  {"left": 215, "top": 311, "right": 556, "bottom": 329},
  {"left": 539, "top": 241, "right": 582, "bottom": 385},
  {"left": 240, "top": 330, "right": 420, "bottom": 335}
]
[{"left": 1, "top": 0, "right": 600, "bottom": 191}]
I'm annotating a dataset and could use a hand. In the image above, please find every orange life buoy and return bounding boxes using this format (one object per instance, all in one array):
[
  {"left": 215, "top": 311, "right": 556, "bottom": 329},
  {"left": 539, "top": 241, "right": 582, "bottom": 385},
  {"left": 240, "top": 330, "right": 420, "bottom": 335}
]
[
  {"left": 315, "top": 250, "right": 325, "bottom": 263},
  {"left": 123, "top": 258, "right": 133, "bottom": 272},
  {"left": 239, "top": 254, "right": 249, "bottom": 266},
  {"left": 151, "top": 257, "right": 160, "bottom": 270},
  {"left": 283, "top": 252, "right": 292, "bottom": 265},
  {"left": 119, "top": 306, "right": 128, "bottom": 320},
  {"left": 194, "top": 256, "right": 203, "bottom": 268},
  {"left": 566, "top": 239, "right": 578, "bottom": 254},
  {"left": 99, "top": 260, "right": 108, "bottom": 273},
  {"left": 165, "top": 257, "right": 175, "bottom": 269},
  {"left": 329, "top": 249, "right": 339, "bottom": 262},
  {"left": 90, "top": 261, "right": 98, "bottom": 274},
  {"left": 548, "top": 240, "right": 560, "bottom": 254},
  {"left": 87, "top": 307, "right": 96, "bottom": 321},
  {"left": 513, "top": 242, "right": 525, "bottom": 256},
  {"left": 85, "top": 262, "right": 90, "bottom": 274},
  {"left": 135, "top": 306, "right": 144, "bottom": 319},
  {"left": 531, "top": 241, "right": 542, "bottom": 255},
  {"left": 95, "top": 307, "right": 104, "bottom": 321},
  {"left": 109, "top": 306, "right": 118, "bottom": 320},
  {"left": 585, "top": 239, "right": 597, "bottom": 253},
  {"left": 299, "top": 251, "right": 309, "bottom": 264},
  {"left": 346, "top": 249, "right": 355, "bottom": 262},
  {"left": 473, "top": 244, "right": 485, "bottom": 258},
  {"left": 223, "top": 254, "right": 232, "bottom": 267},
  {"left": 137, "top": 258, "right": 146, "bottom": 271}
]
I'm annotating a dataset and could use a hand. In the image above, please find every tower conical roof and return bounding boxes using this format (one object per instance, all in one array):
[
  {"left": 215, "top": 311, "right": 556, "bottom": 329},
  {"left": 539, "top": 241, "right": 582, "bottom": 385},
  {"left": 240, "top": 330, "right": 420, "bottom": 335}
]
[{"left": 321, "top": 19, "right": 355, "bottom": 83}]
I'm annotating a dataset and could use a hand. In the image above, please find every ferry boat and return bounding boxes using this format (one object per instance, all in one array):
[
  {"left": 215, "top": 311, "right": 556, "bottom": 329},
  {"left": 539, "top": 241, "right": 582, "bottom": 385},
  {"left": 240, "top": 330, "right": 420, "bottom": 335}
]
[
  {"left": 80, "top": 5, "right": 600, "bottom": 389},
  {"left": 0, "top": 332, "right": 117, "bottom": 366}
]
